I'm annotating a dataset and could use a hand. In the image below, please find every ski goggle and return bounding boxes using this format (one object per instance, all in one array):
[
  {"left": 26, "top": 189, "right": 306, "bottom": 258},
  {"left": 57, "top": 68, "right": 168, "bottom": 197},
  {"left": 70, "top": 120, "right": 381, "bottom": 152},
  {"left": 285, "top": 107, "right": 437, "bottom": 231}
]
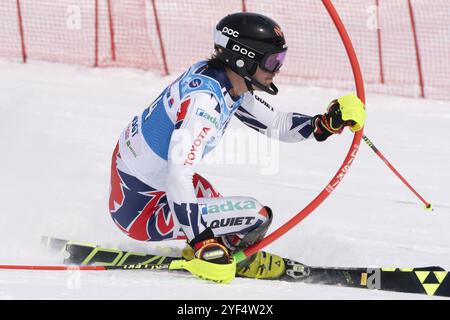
[{"left": 260, "top": 50, "right": 287, "bottom": 73}]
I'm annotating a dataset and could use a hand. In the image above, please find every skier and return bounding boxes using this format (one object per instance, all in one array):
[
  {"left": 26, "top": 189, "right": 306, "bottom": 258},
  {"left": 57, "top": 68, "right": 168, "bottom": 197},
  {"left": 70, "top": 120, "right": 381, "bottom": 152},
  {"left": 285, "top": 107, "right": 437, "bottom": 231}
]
[{"left": 108, "top": 12, "right": 366, "bottom": 280}]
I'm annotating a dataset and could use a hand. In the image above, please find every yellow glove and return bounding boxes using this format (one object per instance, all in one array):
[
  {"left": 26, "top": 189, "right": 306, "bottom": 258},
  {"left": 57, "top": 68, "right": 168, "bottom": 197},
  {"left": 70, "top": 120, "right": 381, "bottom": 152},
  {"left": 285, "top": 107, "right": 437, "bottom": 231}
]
[
  {"left": 313, "top": 93, "right": 366, "bottom": 141},
  {"left": 338, "top": 93, "right": 367, "bottom": 133}
]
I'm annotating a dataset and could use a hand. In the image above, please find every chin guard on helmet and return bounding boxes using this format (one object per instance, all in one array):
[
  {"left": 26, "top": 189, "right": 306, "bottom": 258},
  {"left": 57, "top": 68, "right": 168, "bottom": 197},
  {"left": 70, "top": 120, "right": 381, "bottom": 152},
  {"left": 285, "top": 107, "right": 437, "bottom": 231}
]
[{"left": 245, "top": 79, "right": 279, "bottom": 95}]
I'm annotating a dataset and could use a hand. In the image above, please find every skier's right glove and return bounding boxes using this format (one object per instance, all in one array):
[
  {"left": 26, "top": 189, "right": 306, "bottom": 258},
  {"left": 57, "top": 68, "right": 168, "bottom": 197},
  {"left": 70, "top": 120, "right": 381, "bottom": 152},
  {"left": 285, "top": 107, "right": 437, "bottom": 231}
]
[
  {"left": 189, "top": 228, "right": 230, "bottom": 265},
  {"left": 313, "top": 93, "right": 366, "bottom": 142}
]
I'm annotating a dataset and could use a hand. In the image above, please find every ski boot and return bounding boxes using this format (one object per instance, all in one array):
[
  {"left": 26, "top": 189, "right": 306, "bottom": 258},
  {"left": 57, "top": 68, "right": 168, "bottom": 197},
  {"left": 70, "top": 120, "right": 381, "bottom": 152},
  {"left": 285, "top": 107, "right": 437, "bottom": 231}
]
[{"left": 235, "top": 251, "right": 286, "bottom": 279}]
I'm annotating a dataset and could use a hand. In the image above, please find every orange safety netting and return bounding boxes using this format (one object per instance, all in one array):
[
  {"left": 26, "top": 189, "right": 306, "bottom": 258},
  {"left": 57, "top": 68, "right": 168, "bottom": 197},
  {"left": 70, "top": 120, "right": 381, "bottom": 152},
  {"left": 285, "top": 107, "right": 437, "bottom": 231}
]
[{"left": 1, "top": 0, "right": 449, "bottom": 100}]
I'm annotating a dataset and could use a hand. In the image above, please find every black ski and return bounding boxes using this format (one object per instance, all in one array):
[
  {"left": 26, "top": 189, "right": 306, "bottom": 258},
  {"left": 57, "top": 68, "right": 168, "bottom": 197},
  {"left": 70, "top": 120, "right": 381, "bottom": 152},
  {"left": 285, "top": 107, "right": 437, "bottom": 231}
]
[
  {"left": 41, "top": 236, "right": 179, "bottom": 267},
  {"left": 41, "top": 236, "right": 450, "bottom": 297}
]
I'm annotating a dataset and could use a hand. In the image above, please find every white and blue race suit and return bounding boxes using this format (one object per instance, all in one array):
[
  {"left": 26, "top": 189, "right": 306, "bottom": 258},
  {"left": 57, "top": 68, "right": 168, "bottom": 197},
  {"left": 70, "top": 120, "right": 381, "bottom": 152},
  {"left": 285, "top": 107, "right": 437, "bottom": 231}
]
[{"left": 109, "top": 61, "right": 314, "bottom": 243}]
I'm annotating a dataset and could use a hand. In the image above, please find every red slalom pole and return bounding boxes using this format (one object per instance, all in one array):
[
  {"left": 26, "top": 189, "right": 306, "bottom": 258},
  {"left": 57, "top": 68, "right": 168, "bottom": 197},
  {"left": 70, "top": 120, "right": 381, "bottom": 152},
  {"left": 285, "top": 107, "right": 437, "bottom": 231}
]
[
  {"left": 362, "top": 135, "right": 433, "bottom": 211},
  {"left": 0, "top": 265, "right": 105, "bottom": 271},
  {"left": 0, "top": 264, "right": 170, "bottom": 271},
  {"left": 233, "top": 0, "right": 366, "bottom": 264}
]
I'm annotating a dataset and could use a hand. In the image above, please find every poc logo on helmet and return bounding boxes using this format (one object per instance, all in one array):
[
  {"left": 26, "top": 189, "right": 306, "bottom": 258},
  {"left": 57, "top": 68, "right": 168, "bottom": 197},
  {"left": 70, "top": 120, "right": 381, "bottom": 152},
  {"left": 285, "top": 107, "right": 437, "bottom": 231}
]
[
  {"left": 221, "top": 27, "right": 239, "bottom": 38},
  {"left": 232, "top": 44, "right": 255, "bottom": 59}
]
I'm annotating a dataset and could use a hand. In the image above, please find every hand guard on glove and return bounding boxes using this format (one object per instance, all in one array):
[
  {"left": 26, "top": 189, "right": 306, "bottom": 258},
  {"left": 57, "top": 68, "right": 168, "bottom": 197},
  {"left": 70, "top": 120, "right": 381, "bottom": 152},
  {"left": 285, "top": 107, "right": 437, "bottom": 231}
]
[
  {"left": 313, "top": 93, "right": 366, "bottom": 142},
  {"left": 189, "top": 228, "right": 230, "bottom": 265}
]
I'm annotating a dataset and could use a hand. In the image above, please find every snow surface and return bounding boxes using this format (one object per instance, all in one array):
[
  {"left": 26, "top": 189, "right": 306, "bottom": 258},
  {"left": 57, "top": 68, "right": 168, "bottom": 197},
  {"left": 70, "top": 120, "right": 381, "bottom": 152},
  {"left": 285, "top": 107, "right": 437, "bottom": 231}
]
[{"left": 1, "top": 59, "right": 450, "bottom": 300}]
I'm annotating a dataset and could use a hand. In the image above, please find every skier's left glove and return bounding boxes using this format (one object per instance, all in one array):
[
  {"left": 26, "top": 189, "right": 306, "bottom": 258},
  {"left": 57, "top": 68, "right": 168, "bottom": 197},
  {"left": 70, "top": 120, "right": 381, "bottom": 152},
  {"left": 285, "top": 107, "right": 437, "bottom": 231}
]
[
  {"left": 189, "top": 228, "right": 230, "bottom": 265},
  {"left": 312, "top": 93, "right": 366, "bottom": 142}
]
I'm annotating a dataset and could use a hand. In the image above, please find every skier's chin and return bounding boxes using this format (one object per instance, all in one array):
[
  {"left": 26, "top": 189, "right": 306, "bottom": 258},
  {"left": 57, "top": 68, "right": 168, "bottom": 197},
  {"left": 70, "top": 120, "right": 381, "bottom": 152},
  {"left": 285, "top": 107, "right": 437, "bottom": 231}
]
[{"left": 265, "top": 78, "right": 274, "bottom": 86}]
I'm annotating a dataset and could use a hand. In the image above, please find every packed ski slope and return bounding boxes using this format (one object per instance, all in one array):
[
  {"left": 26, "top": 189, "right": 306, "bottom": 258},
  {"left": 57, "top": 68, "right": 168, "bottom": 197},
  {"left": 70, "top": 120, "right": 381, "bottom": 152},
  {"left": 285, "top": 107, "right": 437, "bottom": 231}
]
[{"left": 1, "top": 60, "right": 449, "bottom": 299}]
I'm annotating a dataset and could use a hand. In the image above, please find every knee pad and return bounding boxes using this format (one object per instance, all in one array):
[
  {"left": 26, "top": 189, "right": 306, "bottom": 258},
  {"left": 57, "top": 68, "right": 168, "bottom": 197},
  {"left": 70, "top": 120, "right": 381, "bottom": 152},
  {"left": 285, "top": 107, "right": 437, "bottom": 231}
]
[
  {"left": 220, "top": 206, "right": 273, "bottom": 252},
  {"left": 199, "top": 196, "right": 273, "bottom": 251},
  {"left": 239, "top": 206, "right": 273, "bottom": 247}
]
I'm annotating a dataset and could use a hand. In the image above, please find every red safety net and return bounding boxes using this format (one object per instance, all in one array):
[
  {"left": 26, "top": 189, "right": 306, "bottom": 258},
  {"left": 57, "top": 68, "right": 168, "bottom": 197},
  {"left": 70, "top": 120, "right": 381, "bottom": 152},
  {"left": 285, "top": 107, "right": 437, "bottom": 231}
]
[{"left": 1, "top": 0, "right": 449, "bottom": 100}]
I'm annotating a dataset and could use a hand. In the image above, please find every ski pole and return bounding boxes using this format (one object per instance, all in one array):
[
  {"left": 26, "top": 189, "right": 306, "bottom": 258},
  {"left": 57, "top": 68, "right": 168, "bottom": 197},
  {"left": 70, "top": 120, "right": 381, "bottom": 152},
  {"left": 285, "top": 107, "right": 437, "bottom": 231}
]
[{"left": 362, "top": 135, "right": 433, "bottom": 211}]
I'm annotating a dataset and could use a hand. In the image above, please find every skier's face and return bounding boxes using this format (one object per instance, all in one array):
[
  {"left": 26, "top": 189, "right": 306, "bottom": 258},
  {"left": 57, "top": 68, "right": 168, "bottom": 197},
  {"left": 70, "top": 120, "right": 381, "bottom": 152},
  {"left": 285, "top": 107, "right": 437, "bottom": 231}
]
[{"left": 254, "top": 66, "right": 278, "bottom": 86}]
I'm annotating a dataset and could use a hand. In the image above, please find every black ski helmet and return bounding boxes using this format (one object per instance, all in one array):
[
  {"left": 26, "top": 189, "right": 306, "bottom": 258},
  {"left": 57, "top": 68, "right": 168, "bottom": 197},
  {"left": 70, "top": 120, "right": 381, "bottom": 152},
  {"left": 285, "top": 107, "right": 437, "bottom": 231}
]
[{"left": 214, "top": 12, "right": 287, "bottom": 95}]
